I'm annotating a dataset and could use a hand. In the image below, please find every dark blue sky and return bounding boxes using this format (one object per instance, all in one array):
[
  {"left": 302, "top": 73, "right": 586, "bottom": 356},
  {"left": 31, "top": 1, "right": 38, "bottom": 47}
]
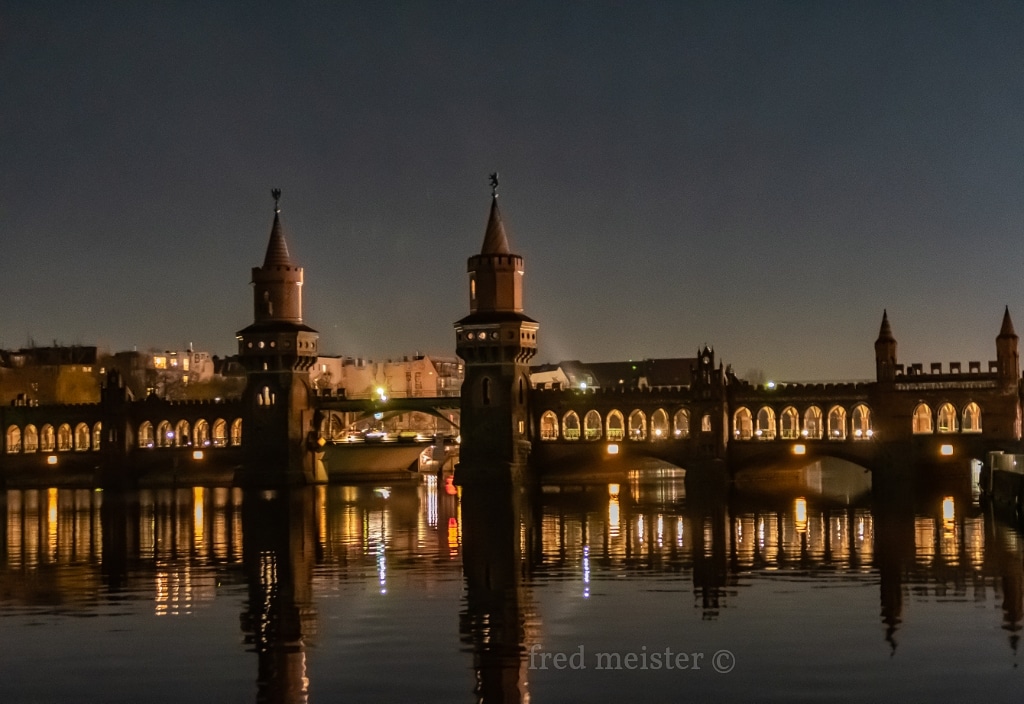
[{"left": 3, "top": 1, "right": 1024, "bottom": 381}]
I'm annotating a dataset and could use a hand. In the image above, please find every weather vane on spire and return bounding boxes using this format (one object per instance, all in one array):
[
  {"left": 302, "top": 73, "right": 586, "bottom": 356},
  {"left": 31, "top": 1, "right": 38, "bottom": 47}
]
[
  {"left": 271, "top": 188, "right": 282, "bottom": 213},
  {"left": 489, "top": 172, "right": 499, "bottom": 197}
]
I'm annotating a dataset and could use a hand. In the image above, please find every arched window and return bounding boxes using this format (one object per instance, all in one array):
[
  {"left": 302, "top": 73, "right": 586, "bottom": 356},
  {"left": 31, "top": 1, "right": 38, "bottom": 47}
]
[
  {"left": 606, "top": 410, "right": 625, "bottom": 441},
  {"left": 562, "top": 411, "right": 580, "bottom": 441},
  {"left": 851, "top": 404, "right": 872, "bottom": 440},
  {"left": 175, "top": 420, "right": 191, "bottom": 447},
  {"left": 193, "top": 419, "right": 211, "bottom": 447},
  {"left": 57, "top": 424, "right": 72, "bottom": 451},
  {"left": 803, "top": 407, "right": 823, "bottom": 440},
  {"left": 23, "top": 425, "right": 38, "bottom": 453},
  {"left": 650, "top": 409, "right": 669, "bottom": 440},
  {"left": 701, "top": 414, "right": 712, "bottom": 433},
  {"left": 540, "top": 411, "right": 559, "bottom": 440},
  {"left": 92, "top": 422, "right": 102, "bottom": 451},
  {"left": 584, "top": 410, "right": 602, "bottom": 441},
  {"left": 230, "top": 418, "right": 243, "bottom": 446},
  {"left": 481, "top": 378, "right": 491, "bottom": 406},
  {"left": 937, "top": 403, "right": 957, "bottom": 433},
  {"left": 756, "top": 407, "right": 776, "bottom": 440},
  {"left": 6, "top": 425, "right": 21, "bottom": 454},
  {"left": 912, "top": 403, "right": 933, "bottom": 434},
  {"left": 74, "top": 422, "right": 90, "bottom": 451},
  {"left": 673, "top": 409, "right": 690, "bottom": 438},
  {"left": 212, "top": 419, "right": 227, "bottom": 447},
  {"left": 157, "top": 420, "right": 174, "bottom": 447},
  {"left": 40, "top": 424, "right": 55, "bottom": 452},
  {"left": 828, "top": 406, "right": 847, "bottom": 440},
  {"left": 139, "top": 421, "right": 154, "bottom": 448},
  {"left": 733, "top": 407, "right": 753, "bottom": 440},
  {"left": 780, "top": 407, "right": 800, "bottom": 439},
  {"left": 963, "top": 402, "right": 982, "bottom": 433},
  {"left": 628, "top": 410, "right": 647, "bottom": 441}
]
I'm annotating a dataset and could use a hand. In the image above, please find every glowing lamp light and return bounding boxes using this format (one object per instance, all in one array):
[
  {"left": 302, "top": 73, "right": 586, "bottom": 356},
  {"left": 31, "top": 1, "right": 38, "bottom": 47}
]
[
  {"left": 940, "top": 444, "right": 954, "bottom": 456},
  {"left": 795, "top": 497, "right": 808, "bottom": 534},
  {"left": 767, "top": 381, "right": 776, "bottom": 389},
  {"left": 608, "top": 483, "right": 620, "bottom": 497},
  {"left": 855, "top": 429, "right": 863, "bottom": 438},
  {"left": 46, "top": 455, "right": 58, "bottom": 465},
  {"left": 801, "top": 429, "right": 809, "bottom": 437},
  {"left": 580, "top": 382, "right": 587, "bottom": 390},
  {"left": 654, "top": 428, "right": 663, "bottom": 438},
  {"left": 793, "top": 444, "right": 806, "bottom": 455},
  {"left": 607, "top": 443, "right": 619, "bottom": 455},
  {"left": 192, "top": 450, "right": 204, "bottom": 460},
  {"left": 942, "top": 496, "right": 955, "bottom": 522},
  {"left": 867, "top": 429, "right": 874, "bottom": 438}
]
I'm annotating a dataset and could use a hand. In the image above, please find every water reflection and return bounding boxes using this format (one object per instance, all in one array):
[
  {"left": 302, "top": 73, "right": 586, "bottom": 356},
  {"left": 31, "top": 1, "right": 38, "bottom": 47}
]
[
  {"left": 239, "top": 488, "right": 318, "bottom": 703},
  {"left": 0, "top": 468, "right": 1022, "bottom": 701},
  {"left": 460, "top": 480, "right": 538, "bottom": 703}
]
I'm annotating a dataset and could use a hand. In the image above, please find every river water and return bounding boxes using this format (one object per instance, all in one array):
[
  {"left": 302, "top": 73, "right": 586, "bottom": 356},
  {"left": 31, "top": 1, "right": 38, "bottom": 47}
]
[{"left": 0, "top": 461, "right": 1020, "bottom": 703}]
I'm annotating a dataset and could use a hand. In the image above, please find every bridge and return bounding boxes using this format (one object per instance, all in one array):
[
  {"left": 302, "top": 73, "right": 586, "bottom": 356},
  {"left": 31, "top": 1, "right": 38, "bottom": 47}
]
[
  {"left": 4, "top": 188, "right": 1024, "bottom": 488},
  {"left": 312, "top": 392, "right": 460, "bottom": 438},
  {"left": 525, "top": 310, "right": 1024, "bottom": 484}
]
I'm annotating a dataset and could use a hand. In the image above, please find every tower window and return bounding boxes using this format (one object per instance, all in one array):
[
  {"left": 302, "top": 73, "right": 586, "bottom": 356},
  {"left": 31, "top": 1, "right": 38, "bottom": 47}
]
[
  {"left": 482, "top": 377, "right": 491, "bottom": 405},
  {"left": 470, "top": 276, "right": 476, "bottom": 302}
]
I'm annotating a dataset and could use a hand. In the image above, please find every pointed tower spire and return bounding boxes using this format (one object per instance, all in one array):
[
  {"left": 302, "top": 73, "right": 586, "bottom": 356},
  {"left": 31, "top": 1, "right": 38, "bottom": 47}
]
[
  {"left": 263, "top": 189, "right": 293, "bottom": 267},
  {"left": 480, "top": 175, "right": 511, "bottom": 255},
  {"left": 1000, "top": 305, "right": 1017, "bottom": 338},
  {"left": 877, "top": 309, "right": 894, "bottom": 342}
]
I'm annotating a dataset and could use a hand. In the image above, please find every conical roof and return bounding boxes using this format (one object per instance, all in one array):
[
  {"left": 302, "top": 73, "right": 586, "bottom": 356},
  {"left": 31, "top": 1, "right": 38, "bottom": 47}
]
[
  {"left": 877, "top": 310, "right": 894, "bottom": 341},
  {"left": 480, "top": 196, "right": 511, "bottom": 255},
  {"left": 263, "top": 211, "right": 293, "bottom": 267},
  {"left": 999, "top": 306, "right": 1017, "bottom": 338}
]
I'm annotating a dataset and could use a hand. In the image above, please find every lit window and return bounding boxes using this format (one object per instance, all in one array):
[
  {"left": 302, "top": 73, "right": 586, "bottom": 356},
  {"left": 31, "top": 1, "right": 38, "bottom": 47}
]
[{"left": 154, "top": 357, "right": 167, "bottom": 369}]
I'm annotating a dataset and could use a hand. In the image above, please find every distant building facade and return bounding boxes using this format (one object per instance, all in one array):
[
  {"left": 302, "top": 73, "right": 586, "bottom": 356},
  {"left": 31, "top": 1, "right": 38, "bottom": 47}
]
[
  {"left": 311, "top": 355, "right": 463, "bottom": 399},
  {"left": 0, "top": 346, "right": 102, "bottom": 405}
]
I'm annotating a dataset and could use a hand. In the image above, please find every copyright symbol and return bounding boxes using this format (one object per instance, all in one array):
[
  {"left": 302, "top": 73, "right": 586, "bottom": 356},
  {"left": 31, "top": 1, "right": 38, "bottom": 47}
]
[{"left": 712, "top": 649, "right": 735, "bottom": 674}]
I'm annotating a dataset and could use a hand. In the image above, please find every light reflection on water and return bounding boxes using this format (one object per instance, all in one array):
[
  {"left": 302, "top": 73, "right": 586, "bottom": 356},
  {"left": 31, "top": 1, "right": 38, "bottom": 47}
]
[{"left": 0, "top": 466, "right": 1020, "bottom": 702}]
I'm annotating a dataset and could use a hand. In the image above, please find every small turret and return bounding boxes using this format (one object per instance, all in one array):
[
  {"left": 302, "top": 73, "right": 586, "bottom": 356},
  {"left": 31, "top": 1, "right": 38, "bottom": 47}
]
[
  {"left": 996, "top": 306, "right": 1019, "bottom": 384},
  {"left": 875, "top": 310, "right": 897, "bottom": 383}
]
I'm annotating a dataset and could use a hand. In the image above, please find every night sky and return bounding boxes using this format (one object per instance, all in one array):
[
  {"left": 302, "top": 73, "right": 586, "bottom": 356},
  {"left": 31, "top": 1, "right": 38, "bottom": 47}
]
[{"left": 3, "top": 2, "right": 1024, "bottom": 382}]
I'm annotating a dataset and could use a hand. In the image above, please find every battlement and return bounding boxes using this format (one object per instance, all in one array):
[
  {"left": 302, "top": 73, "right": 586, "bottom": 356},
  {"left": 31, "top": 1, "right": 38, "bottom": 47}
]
[{"left": 895, "top": 361, "right": 996, "bottom": 377}]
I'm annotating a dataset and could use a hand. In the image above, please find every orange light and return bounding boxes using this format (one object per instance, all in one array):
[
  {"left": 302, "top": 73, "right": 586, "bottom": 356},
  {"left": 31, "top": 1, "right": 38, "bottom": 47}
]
[
  {"left": 607, "top": 443, "right": 619, "bottom": 455},
  {"left": 46, "top": 455, "right": 58, "bottom": 465},
  {"left": 793, "top": 444, "right": 806, "bottom": 455},
  {"left": 940, "top": 444, "right": 953, "bottom": 456},
  {"left": 192, "top": 450, "right": 204, "bottom": 460}
]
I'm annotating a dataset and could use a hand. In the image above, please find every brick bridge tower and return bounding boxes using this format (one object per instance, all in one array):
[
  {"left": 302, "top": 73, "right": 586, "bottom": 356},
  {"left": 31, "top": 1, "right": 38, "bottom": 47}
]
[
  {"left": 455, "top": 176, "right": 539, "bottom": 482},
  {"left": 236, "top": 191, "right": 324, "bottom": 485}
]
